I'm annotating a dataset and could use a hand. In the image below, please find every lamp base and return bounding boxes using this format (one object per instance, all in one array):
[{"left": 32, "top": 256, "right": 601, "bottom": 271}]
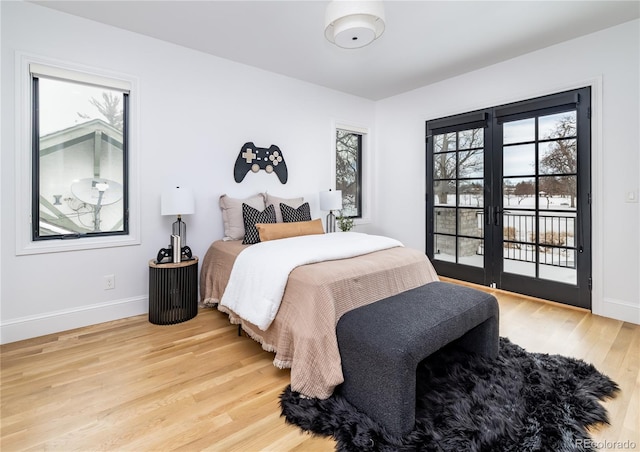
[
  {"left": 172, "top": 216, "right": 187, "bottom": 247},
  {"left": 325, "top": 211, "right": 336, "bottom": 233}
]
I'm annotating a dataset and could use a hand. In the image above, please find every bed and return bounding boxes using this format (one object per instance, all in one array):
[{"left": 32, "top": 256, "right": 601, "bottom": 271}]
[{"left": 200, "top": 233, "right": 439, "bottom": 399}]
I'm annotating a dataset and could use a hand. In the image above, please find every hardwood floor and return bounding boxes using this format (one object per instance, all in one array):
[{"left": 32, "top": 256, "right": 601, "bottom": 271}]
[{"left": 2, "top": 285, "right": 638, "bottom": 451}]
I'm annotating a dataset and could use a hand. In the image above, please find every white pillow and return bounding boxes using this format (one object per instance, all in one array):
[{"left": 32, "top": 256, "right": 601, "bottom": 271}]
[
  {"left": 219, "top": 194, "right": 265, "bottom": 240},
  {"left": 265, "top": 194, "right": 304, "bottom": 223}
]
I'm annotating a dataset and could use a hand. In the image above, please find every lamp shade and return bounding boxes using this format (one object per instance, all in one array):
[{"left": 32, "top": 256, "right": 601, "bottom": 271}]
[
  {"left": 319, "top": 190, "right": 343, "bottom": 211},
  {"left": 325, "top": 0, "right": 385, "bottom": 49},
  {"left": 161, "top": 186, "right": 195, "bottom": 216}
]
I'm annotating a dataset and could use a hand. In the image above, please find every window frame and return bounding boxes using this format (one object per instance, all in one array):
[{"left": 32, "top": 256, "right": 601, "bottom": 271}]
[
  {"left": 15, "top": 53, "right": 140, "bottom": 255},
  {"left": 31, "top": 74, "right": 130, "bottom": 241},
  {"left": 331, "top": 121, "right": 372, "bottom": 225}
]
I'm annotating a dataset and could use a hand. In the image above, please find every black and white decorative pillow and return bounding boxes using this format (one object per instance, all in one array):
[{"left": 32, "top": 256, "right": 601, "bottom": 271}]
[
  {"left": 242, "top": 203, "right": 276, "bottom": 244},
  {"left": 281, "top": 202, "right": 311, "bottom": 223}
]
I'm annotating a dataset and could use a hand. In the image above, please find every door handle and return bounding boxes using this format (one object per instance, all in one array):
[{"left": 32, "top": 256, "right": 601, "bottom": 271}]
[
  {"left": 494, "top": 207, "right": 502, "bottom": 226},
  {"left": 486, "top": 206, "right": 493, "bottom": 225}
]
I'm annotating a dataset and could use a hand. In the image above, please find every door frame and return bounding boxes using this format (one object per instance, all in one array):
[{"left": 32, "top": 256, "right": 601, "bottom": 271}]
[{"left": 426, "top": 87, "right": 593, "bottom": 309}]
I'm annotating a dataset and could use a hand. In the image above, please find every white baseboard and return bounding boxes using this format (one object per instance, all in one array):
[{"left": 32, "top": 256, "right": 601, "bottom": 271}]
[
  {"left": 2, "top": 294, "right": 636, "bottom": 344},
  {"left": 593, "top": 297, "right": 640, "bottom": 325},
  {"left": 0, "top": 296, "right": 148, "bottom": 344}
]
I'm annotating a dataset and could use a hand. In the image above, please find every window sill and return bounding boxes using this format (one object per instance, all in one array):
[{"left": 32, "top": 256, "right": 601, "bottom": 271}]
[{"left": 16, "top": 234, "right": 140, "bottom": 256}]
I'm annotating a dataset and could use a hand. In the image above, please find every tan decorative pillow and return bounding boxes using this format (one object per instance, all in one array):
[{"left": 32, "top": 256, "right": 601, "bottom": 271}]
[
  {"left": 256, "top": 219, "right": 324, "bottom": 242},
  {"left": 219, "top": 194, "right": 265, "bottom": 240},
  {"left": 265, "top": 194, "right": 304, "bottom": 223}
]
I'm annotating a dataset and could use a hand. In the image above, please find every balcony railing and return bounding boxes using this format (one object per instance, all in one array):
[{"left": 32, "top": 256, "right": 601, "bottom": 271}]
[{"left": 479, "top": 210, "right": 576, "bottom": 268}]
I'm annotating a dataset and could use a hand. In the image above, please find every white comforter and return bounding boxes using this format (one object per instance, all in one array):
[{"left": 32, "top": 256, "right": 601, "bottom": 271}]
[{"left": 219, "top": 232, "right": 403, "bottom": 330}]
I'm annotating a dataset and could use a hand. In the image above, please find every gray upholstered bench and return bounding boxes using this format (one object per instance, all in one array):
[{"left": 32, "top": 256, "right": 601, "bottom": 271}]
[{"left": 336, "top": 281, "right": 499, "bottom": 437}]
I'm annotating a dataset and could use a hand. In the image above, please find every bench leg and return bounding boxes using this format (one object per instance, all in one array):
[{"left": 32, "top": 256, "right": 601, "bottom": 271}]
[
  {"left": 339, "top": 348, "right": 418, "bottom": 437},
  {"left": 456, "top": 315, "right": 499, "bottom": 359}
]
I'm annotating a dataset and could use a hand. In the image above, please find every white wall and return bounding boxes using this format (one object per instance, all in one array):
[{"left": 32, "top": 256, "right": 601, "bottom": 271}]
[
  {"left": 373, "top": 19, "right": 640, "bottom": 324},
  {"left": 0, "top": 1, "right": 375, "bottom": 343}
]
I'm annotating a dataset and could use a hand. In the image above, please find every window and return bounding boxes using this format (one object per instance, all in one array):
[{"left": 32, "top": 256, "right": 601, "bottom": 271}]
[
  {"left": 30, "top": 64, "right": 130, "bottom": 240},
  {"left": 335, "top": 128, "right": 363, "bottom": 218}
]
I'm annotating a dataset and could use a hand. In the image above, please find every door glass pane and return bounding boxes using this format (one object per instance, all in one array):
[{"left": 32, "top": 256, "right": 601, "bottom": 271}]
[
  {"left": 458, "top": 209, "right": 483, "bottom": 238},
  {"left": 433, "top": 180, "right": 455, "bottom": 206},
  {"left": 434, "top": 234, "right": 455, "bottom": 262},
  {"left": 538, "top": 175, "right": 576, "bottom": 210},
  {"left": 538, "top": 111, "right": 576, "bottom": 140},
  {"left": 539, "top": 212, "right": 575, "bottom": 249},
  {"left": 503, "top": 144, "right": 535, "bottom": 177},
  {"left": 434, "top": 133, "right": 456, "bottom": 152},
  {"left": 539, "top": 250, "right": 577, "bottom": 284},
  {"left": 503, "top": 212, "right": 536, "bottom": 275},
  {"left": 503, "top": 211, "right": 535, "bottom": 245},
  {"left": 433, "top": 152, "right": 456, "bottom": 179},
  {"left": 539, "top": 139, "right": 577, "bottom": 174},
  {"left": 458, "top": 180, "right": 484, "bottom": 207},
  {"left": 458, "top": 150, "right": 483, "bottom": 178},
  {"left": 458, "top": 238, "right": 483, "bottom": 267},
  {"left": 503, "top": 177, "right": 535, "bottom": 210},
  {"left": 458, "top": 128, "right": 484, "bottom": 149},
  {"left": 503, "top": 118, "right": 535, "bottom": 144},
  {"left": 503, "top": 258, "right": 535, "bottom": 277},
  {"left": 503, "top": 228, "right": 528, "bottom": 263},
  {"left": 434, "top": 208, "right": 454, "bottom": 233}
]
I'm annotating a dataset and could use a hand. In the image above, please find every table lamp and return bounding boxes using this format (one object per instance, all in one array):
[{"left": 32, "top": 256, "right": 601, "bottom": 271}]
[
  {"left": 319, "top": 189, "right": 342, "bottom": 233},
  {"left": 161, "top": 186, "right": 195, "bottom": 247}
]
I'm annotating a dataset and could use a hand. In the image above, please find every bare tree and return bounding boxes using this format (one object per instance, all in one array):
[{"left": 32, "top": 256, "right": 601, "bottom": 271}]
[
  {"left": 336, "top": 130, "right": 360, "bottom": 216},
  {"left": 539, "top": 114, "right": 577, "bottom": 207},
  {"left": 515, "top": 180, "right": 535, "bottom": 204},
  {"left": 77, "top": 92, "right": 123, "bottom": 131},
  {"left": 433, "top": 130, "right": 483, "bottom": 204}
]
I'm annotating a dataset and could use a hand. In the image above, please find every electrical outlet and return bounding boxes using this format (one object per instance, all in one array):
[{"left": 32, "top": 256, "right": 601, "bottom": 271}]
[{"left": 104, "top": 274, "right": 115, "bottom": 290}]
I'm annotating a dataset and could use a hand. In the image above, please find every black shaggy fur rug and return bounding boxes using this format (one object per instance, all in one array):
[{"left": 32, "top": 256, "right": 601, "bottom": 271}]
[{"left": 280, "top": 338, "right": 619, "bottom": 451}]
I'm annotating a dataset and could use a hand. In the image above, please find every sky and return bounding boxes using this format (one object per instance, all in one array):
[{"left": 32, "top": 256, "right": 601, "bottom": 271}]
[{"left": 38, "top": 78, "right": 117, "bottom": 136}]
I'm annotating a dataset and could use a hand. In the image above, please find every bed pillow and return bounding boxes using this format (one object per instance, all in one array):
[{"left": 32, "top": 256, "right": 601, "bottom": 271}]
[
  {"left": 265, "top": 194, "right": 304, "bottom": 223},
  {"left": 219, "top": 194, "right": 265, "bottom": 240},
  {"left": 281, "top": 202, "right": 312, "bottom": 223},
  {"left": 256, "top": 218, "right": 324, "bottom": 242},
  {"left": 242, "top": 203, "right": 277, "bottom": 244}
]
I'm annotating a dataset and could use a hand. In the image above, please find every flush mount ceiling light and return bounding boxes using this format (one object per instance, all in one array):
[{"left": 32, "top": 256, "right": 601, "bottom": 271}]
[{"left": 325, "top": 0, "right": 386, "bottom": 49}]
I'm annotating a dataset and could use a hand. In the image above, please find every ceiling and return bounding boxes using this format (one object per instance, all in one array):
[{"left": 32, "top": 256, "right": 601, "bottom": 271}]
[{"left": 32, "top": 1, "right": 640, "bottom": 100}]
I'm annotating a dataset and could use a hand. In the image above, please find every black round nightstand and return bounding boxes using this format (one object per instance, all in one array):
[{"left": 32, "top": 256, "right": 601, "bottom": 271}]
[{"left": 148, "top": 257, "right": 198, "bottom": 325}]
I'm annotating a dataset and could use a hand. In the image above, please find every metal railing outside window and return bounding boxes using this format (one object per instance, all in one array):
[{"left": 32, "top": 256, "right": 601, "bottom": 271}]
[{"left": 478, "top": 211, "right": 576, "bottom": 268}]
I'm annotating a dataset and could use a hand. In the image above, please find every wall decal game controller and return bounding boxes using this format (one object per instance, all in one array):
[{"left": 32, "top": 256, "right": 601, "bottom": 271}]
[{"left": 234, "top": 142, "right": 288, "bottom": 184}]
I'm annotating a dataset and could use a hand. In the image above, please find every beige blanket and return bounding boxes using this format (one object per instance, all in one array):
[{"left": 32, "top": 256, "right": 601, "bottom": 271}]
[{"left": 200, "top": 239, "right": 439, "bottom": 399}]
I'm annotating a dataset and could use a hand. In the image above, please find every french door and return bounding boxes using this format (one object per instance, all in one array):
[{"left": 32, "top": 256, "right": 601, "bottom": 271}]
[{"left": 426, "top": 88, "right": 591, "bottom": 309}]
